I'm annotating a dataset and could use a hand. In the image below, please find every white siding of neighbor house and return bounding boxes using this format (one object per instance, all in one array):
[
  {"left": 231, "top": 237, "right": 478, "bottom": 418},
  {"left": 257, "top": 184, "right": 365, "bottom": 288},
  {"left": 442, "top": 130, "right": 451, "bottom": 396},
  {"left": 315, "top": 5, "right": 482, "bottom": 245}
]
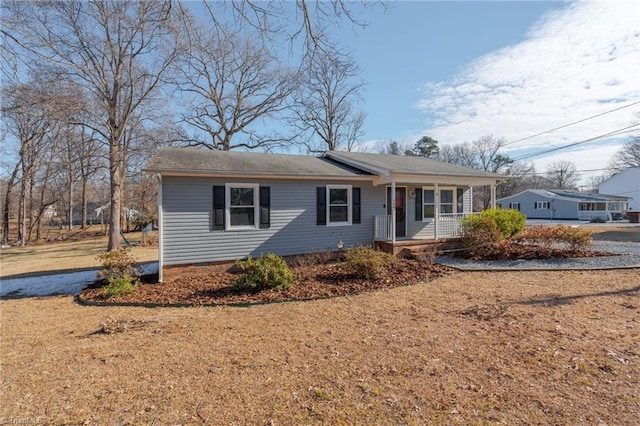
[
  {"left": 599, "top": 168, "right": 640, "bottom": 210},
  {"left": 161, "top": 176, "right": 386, "bottom": 265}
]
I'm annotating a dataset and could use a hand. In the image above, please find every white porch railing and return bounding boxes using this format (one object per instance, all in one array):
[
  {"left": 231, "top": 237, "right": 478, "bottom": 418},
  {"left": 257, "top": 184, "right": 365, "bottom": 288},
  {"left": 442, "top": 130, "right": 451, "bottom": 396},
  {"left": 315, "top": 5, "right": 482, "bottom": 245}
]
[
  {"left": 374, "top": 214, "right": 393, "bottom": 241},
  {"left": 437, "top": 213, "right": 470, "bottom": 238},
  {"left": 374, "top": 212, "right": 475, "bottom": 241},
  {"left": 577, "top": 211, "right": 610, "bottom": 221}
]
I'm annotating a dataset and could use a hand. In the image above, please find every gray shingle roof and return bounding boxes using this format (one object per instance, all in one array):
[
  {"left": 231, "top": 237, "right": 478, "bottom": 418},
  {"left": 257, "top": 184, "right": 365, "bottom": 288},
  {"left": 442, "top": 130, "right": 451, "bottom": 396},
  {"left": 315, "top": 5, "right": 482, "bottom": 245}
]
[
  {"left": 325, "top": 151, "right": 501, "bottom": 179},
  {"left": 144, "top": 148, "right": 372, "bottom": 177}
]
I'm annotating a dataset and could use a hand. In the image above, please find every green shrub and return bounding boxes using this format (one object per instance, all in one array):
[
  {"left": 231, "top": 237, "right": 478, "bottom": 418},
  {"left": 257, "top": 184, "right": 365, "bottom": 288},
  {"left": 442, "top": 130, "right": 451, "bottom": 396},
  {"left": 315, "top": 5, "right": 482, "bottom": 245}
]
[
  {"left": 342, "top": 245, "right": 395, "bottom": 280},
  {"left": 234, "top": 253, "right": 294, "bottom": 291},
  {"left": 590, "top": 217, "right": 606, "bottom": 223},
  {"left": 459, "top": 215, "right": 503, "bottom": 257},
  {"left": 96, "top": 248, "right": 140, "bottom": 281},
  {"left": 103, "top": 276, "right": 137, "bottom": 298},
  {"left": 477, "top": 208, "right": 526, "bottom": 239}
]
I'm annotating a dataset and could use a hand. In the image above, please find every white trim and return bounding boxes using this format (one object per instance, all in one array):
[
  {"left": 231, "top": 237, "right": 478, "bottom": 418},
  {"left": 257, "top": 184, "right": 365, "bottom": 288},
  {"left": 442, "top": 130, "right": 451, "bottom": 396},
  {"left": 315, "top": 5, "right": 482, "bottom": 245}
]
[
  {"left": 225, "top": 183, "right": 260, "bottom": 230},
  {"left": 327, "top": 184, "right": 352, "bottom": 227},
  {"left": 157, "top": 175, "right": 163, "bottom": 283}
]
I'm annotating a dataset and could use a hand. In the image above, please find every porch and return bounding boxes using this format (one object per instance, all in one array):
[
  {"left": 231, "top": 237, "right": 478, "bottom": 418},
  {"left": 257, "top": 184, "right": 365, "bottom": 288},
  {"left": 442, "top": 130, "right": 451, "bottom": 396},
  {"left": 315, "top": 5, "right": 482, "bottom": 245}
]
[{"left": 374, "top": 212, "right": 473, "bottom": 242}]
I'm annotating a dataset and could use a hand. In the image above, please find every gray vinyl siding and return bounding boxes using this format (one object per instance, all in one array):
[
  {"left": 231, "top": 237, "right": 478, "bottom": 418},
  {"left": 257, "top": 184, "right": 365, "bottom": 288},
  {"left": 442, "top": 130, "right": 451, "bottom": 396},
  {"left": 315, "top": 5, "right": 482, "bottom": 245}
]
[{"left": 162, "top": 176, "right": 385, "bottom": 264}]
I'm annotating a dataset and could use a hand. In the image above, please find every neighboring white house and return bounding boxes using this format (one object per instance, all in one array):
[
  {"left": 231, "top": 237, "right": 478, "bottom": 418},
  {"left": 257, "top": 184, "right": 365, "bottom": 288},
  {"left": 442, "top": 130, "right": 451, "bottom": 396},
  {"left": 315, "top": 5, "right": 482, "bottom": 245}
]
[
  {"left": 599, "top": 167, "right": 640, "bottom": 210},
  {"left": 496, "top": 189, "right": 630, "bottom": 221}
]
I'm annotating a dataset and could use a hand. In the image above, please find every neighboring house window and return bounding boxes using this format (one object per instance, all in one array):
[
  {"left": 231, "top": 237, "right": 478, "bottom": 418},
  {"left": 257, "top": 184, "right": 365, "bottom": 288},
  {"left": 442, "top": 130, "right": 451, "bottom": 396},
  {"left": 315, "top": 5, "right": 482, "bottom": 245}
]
[
  {"left": 580, "top": 202, "right": 606, "bottom": 211},
  {"left": 509, "top": 202, "right": 520, "bottom": 211},
  {"left": 212, "top": 184, "right": 270, "bottom": 231},
  {"left": 316, "top": 186, "right": 360, "bottom": 226},
  {"left": 534, "top": 201, "right": 549, "bottom": 209}
]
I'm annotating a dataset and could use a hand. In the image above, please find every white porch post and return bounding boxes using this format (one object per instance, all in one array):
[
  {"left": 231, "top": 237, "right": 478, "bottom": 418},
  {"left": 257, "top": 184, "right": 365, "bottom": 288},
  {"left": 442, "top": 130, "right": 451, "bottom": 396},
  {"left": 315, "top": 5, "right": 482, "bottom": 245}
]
[
  {"left": 434, "top": 182, "right": 439, "bottom": 240},
  {"left": 491, "top": 184, "right": 496, "bottom": 209},
  {"left": 157, "top": 175, "right": 163, "bottom": 283},
  {"left": 391, "top": 180, "right": 396, "bottom": 244},
  {"left": 470, "top": 186, "right": 474, "bottom": 213}
]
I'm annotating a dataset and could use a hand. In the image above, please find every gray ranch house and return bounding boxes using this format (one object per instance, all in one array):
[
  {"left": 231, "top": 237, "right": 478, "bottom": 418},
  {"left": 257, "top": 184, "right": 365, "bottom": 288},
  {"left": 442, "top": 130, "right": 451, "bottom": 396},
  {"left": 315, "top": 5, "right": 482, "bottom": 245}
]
[
  {"left": 497, "top": 189, "right": 630, "bottom": 221},
  {"left": 144, "top": 149, "right": 502, "bottom": 280}
]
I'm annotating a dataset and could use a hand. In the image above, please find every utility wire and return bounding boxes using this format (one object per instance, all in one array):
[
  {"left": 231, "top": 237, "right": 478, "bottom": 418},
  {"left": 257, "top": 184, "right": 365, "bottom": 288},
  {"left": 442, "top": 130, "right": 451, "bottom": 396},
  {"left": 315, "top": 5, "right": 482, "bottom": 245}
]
[
  {"left": 503, "top": 100, "right": 640, "bottom": 147},
  {"left": 512, "top": 124, "right": 640, "bottom": 161}
]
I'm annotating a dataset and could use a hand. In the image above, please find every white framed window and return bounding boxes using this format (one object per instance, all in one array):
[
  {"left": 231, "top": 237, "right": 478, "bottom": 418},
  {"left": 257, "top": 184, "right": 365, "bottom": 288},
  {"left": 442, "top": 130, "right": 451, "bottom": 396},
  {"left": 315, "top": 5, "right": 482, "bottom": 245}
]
[
  {"left": 440, "top": 189, "right": 454, "bottom": 214},
  {"left": 422, "top": 186, "right": 458, "bottom": 220},
  {"left": 422, "top": 188, "right": 435, "bottom": 219},
  {"left": 225, "top": 183, "right": 259, "bottom": 230},
  {"left": 327, "top": 185, "right": 352, "bottom": 226},
  {"left": 509, "top": 202, "right": 520, "bottom": 211},
  {"left": 535, "top": 201, "right": 549, "bottom": 209}
]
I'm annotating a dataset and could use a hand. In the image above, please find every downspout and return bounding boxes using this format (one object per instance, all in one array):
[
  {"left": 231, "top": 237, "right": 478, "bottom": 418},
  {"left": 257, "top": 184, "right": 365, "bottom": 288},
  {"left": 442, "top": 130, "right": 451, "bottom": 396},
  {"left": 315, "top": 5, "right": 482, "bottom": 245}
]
[{"left": 157, "top": 174, "right": 163, "bottom": 283}]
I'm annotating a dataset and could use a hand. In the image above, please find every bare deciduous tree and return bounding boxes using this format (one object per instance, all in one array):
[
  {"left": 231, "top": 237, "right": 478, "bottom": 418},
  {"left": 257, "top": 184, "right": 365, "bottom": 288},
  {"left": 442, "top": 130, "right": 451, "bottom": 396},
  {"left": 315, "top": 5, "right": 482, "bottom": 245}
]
[
  {"left": 545, "top": 160, "right": 579, "bottom": 190},
  {"left": 609, "top": 136, "right": 640, "bottom": 172},
  {"left": 178, "top": 21, "right": 296, "bottom": 151},
  {"left": 3, "top": 0, "right": 182, "bottom": 250},
  {"left": 291, "top": 49, "right": 366, "bottom": 152}
]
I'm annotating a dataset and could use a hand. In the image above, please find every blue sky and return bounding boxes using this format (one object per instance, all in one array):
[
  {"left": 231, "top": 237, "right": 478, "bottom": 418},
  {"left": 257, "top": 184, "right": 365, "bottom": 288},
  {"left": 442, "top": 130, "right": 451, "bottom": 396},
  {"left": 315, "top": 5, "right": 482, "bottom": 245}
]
[{"left": 322, "top": 0, "right": 640, "bottom": 183}]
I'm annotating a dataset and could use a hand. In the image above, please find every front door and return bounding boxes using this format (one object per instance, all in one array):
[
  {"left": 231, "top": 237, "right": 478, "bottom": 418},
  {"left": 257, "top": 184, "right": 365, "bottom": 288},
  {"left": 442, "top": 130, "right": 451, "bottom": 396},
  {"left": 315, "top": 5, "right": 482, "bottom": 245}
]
[{"left": 386, "top": 187, "right": 406, "bottom": 238}]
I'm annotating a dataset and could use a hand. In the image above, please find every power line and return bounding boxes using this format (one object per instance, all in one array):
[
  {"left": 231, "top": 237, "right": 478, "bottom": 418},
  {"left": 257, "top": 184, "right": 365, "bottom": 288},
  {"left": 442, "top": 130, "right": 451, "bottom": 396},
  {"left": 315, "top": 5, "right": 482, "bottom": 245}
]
[
  {"left": 512, "top": 124, "right": 640, "bottom": 162},
  {"left": 503, "top": 100, "right": 640, "bottom": 147}
]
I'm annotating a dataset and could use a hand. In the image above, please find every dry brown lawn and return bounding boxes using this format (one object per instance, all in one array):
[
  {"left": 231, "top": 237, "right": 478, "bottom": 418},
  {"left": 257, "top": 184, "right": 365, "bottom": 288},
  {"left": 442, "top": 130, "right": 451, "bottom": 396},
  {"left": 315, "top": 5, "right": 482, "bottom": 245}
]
[
  {"left": 1, "top": 232, "right": 158, "bottom": 278},
  {"left": 1, "top": 269, "right": 638, "bottom": 425}
]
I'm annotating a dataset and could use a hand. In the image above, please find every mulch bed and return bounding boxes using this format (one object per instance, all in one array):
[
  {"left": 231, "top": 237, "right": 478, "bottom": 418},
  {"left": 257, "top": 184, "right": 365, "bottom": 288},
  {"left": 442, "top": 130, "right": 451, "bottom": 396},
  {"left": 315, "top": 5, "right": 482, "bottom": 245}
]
[{"left": 80, "top": 259, "right": 451, "bottom": 306}]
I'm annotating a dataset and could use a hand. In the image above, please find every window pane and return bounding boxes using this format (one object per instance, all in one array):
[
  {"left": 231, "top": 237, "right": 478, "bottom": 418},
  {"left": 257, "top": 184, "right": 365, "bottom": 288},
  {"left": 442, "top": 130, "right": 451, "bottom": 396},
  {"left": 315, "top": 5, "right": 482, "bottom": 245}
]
[
  {"left": 329, "top": 206, "right": 348, "bottom": 222},
  {"left": 329, "top": 188, "right": 348, "bottom": 205},
  {"left": 230, "top": 187, "right": 254, "bottom": 206},
  {"left": 230, "top": 207, "right": 254, "bottom": 226},
  {"left": 441, "top": 190, "right": 453, "bottom": 203},
  {"left": 423, "top": 205, "right": 434, "bottom": 218},
  {"left": 441, "top": 204, "right": 453, "bottom": 214},
  {"left": 423, "top": 190, "right": 434, "bottom": 204}
]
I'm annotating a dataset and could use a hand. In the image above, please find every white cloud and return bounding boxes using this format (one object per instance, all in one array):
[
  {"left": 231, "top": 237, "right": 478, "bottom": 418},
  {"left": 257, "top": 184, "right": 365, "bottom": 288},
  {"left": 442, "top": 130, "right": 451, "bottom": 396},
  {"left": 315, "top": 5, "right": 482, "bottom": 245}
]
[{"left": 416, "top": 0, "right": 640, "bottom": 181}]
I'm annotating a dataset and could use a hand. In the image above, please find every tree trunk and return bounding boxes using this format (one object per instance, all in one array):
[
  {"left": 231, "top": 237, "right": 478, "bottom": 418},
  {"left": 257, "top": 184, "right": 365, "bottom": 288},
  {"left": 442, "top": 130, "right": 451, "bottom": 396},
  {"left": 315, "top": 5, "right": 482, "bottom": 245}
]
[
  {"left": 18, "top": 159, "right": 28, "bottom": 246},
  {"left": 2, "top": 161, "right": 21, "bottom": 244},
  {"left": 68, "top": 181, "right": 73, "bottom": 231},
  {"left": 107, "top": 143, "right": 122, "bottom": 251},
  {"left": 81, "top": 178, "right": 87, "bottom": 229}
]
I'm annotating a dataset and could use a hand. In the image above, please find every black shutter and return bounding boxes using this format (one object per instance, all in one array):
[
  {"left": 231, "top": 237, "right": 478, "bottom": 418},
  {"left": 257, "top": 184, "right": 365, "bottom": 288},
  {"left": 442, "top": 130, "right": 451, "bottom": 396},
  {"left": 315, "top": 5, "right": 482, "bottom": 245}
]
[
  {"left": 259, "top": 186, "right": 270, "bottom": 229},
  {"left": 415, "top": 187, "right": 422, "bottom": 221},
  {"left": 352, "top": 187, "right": 361, "bottom": 224},
  {"left": 212, "top": 186, "right": 225, "bottom": 231},
  {"left": 316, "top": 187, "right": 326, "bottom": 225}
]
